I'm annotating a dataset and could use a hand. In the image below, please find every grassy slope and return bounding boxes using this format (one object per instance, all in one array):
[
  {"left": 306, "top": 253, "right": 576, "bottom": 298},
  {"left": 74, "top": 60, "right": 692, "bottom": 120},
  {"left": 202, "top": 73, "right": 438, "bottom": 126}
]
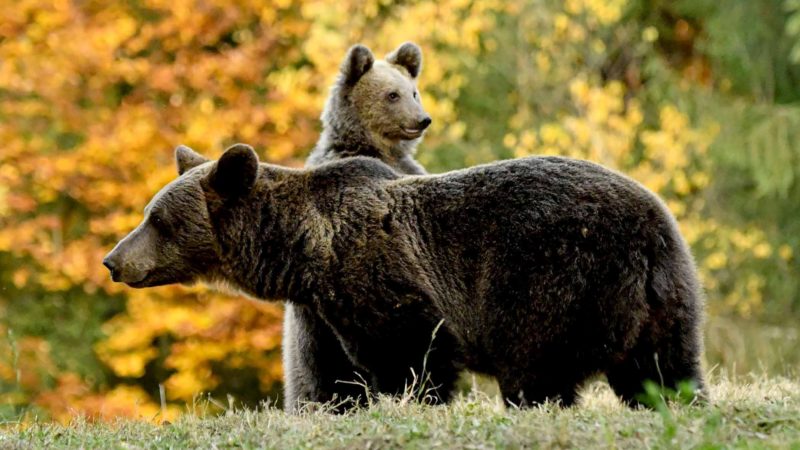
[{"left": 3, "top": 376, "right": 799, "bottom": 449}]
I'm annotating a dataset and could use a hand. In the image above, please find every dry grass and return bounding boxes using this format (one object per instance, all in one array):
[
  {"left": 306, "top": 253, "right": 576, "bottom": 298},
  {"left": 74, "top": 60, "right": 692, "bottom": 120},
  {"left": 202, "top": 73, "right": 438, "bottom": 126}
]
[{"left": 2, "top": 373, "right": 798, "bottom": 449}]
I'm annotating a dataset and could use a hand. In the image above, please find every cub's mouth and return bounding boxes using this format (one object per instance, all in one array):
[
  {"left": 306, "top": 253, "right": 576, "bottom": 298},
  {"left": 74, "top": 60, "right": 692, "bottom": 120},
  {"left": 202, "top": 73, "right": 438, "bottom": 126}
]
[{"left": 399, "top": 127, "right": 425, "bottom": 139}]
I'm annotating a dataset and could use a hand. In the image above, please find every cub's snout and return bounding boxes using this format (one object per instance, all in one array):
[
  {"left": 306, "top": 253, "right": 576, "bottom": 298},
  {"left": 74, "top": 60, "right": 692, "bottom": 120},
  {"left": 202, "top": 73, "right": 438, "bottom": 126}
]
[{"left": 418, "top": 116, "right": 432, "bottom": 130}]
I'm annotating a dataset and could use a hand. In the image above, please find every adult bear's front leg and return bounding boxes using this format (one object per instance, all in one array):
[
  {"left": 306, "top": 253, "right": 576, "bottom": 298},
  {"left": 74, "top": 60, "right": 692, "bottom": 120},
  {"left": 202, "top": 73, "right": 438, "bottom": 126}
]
[{"left": 282, "top": 303, "right": 370, "bottom": 413}]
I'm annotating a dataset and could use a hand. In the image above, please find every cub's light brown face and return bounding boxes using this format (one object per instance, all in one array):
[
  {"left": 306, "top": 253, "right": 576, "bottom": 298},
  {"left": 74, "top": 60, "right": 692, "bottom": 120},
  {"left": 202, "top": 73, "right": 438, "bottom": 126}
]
[
  {"left": 103, "top": 144, "right": 257, "bottom": 288},
  {"left": 341, "top": 42, "right": 432, "bottom": 144},
  {"left": 352, "top": 60, "right": 430, "bottom": 141}
]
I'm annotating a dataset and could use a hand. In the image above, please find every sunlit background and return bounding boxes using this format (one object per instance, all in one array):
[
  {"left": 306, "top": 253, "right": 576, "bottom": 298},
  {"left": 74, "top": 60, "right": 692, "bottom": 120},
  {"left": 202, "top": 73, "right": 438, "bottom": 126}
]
[{"left": 1, "top": 0, "right": 798, "bottom": 423}]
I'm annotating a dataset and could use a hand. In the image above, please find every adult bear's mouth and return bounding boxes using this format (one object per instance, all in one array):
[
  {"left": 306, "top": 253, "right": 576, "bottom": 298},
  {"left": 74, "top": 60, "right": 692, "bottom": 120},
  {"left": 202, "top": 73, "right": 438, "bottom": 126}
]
[
  {"left": 126, "top": 271, "right": 194, "bottom": 289},
  {"left": 123, "top": 271, "right": 152, "bottom": 288}
]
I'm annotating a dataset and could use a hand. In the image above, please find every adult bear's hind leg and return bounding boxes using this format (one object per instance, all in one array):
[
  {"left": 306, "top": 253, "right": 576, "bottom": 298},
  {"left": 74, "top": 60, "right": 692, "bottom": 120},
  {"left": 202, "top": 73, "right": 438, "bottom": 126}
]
[
  {"left": 608, "top": 228, "right": 707, "bottom": 408},
  {"left": 607, "top": 321, "right": 706, "bottom": 408}
]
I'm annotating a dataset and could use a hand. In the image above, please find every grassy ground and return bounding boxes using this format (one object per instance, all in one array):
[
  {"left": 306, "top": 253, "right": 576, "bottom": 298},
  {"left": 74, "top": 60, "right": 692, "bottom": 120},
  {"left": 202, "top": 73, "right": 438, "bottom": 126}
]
[{"left": 2, "top": 375, "right": 799, "bottom": 449}]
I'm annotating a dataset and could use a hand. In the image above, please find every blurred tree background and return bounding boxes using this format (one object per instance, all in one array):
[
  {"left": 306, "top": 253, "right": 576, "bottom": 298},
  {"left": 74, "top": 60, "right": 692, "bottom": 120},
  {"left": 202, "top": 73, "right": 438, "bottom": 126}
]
[{"left": 1, "top": 0, "right": 798, "bottom": 422}]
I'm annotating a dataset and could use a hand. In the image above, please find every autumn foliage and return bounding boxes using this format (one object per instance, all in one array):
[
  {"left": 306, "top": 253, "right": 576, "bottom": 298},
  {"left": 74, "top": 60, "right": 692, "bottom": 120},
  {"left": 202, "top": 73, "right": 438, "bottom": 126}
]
[{"left": 1, "top": 0, "right": 797, "bottom": 422}]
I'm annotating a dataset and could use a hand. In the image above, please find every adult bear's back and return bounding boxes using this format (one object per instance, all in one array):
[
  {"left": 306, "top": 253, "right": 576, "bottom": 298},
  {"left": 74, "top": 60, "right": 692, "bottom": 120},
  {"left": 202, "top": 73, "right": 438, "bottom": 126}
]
[{"left": 391, "top": 156, "right": 675, "bottom": 248}]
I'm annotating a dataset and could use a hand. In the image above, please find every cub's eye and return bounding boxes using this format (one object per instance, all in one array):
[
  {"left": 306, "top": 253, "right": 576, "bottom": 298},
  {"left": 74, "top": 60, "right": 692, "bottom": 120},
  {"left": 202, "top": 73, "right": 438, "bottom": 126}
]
[
  {"left": 413, "top": 91, "right": 418, "bottom": 99},
  {"left": 387, "top": 92, "right": 400, "bottom": 101}
]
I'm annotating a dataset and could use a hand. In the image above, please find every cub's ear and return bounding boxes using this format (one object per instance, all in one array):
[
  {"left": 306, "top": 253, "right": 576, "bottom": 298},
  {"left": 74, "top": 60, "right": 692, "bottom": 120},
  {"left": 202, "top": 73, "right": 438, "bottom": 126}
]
[
  {"left": 385, "top": 42, "right": 422, "bottom": 79},
  {"left": 175, "top": 145, "right": 209, "bottom": 175},
  {"left": 209, "top": 143, "right": 259, "bottom": 198},
  {"left": 341, "top": 44, "right": 375, "bottom": 86}
]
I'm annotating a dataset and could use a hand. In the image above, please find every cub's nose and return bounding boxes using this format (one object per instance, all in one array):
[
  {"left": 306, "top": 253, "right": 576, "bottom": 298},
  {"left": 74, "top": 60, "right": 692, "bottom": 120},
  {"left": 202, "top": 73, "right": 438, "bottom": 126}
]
[{"left": 418, "top": 116, "right": 432, "bottom": 130}]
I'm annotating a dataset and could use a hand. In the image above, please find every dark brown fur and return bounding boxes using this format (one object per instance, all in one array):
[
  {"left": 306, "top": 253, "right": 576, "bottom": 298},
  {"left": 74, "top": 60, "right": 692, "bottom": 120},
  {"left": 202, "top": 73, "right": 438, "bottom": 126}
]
[{"left": 104, "top": 145, "right": 707, "bottom": 410}]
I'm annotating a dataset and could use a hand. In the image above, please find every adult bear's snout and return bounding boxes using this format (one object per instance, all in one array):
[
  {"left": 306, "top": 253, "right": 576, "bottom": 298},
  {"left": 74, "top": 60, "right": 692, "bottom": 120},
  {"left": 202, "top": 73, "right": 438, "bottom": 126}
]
[
  {"left": 102, "top": 248, "right": 144, "bottom": 284},
  {"left": 103, "top": 223, "right": 157, "bottom": 286},
  {"left": 102, "top": 255, "right": 119, "bottom": 281},
  {"left": 102, "top": 246, "right": 149, "bottom": 285}
]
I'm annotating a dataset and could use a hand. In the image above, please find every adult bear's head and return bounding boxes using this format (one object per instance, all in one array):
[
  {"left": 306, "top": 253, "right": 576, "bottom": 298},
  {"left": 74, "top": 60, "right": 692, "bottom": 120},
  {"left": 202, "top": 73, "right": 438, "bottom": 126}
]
[{"left": 102, "top": 144, "right": 259, "bottom": 288}]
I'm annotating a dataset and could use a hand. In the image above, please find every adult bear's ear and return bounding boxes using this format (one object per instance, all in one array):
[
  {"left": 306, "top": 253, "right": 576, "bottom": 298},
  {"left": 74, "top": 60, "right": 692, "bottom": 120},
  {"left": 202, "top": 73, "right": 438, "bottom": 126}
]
[
  {"left": 385, "top": 42, "right": 422, "bottom": 79},
  {"left": 175, "top": 145, "right": 209, "bottom": 175},
  {"left": 341, "top": 44, "right": 375, "bottom": 86},
  {"left": 209, "top": 143, "right": 259, "bottom": 198}
]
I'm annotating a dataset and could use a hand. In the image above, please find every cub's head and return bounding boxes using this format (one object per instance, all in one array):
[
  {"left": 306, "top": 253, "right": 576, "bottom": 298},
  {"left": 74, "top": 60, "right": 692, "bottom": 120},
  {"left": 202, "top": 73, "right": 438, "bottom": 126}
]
[
  {"left": 103, "top": 144, "right": 260, "bottom": 288},
  {"left": 327, "top": 42, "right": 432, "bottom": 149}
]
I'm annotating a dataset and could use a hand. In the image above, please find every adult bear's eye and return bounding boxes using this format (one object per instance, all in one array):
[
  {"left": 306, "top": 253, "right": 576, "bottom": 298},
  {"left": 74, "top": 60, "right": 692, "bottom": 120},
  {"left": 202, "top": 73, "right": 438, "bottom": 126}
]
[
  {"left": 387, "top": 92, "right": 400, "bottom": 101},
  {"left": 150, "top": 213, "right": 171, "bottom": 236}
]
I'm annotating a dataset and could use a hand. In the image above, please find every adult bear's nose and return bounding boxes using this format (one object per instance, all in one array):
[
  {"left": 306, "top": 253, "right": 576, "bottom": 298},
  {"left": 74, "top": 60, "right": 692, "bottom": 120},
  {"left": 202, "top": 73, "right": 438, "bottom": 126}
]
[
  {"left": 103, "top": 255, "right": 117, "bottom": 277},
  {"left": 418, "top": 116, "right": 432, "bottom": 130}
]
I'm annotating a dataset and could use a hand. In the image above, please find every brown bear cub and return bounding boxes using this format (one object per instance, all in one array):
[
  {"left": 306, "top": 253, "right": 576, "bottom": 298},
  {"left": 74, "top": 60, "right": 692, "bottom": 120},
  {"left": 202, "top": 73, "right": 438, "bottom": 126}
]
[
  {"left": 306, "top": 42, "right": 430, "bottom": 174},
  {"left": 104, "top": 144, "right": 706, "bottom": 409},
  {"left": 285, "top": 42, "right": 432, "bottom": 412}
]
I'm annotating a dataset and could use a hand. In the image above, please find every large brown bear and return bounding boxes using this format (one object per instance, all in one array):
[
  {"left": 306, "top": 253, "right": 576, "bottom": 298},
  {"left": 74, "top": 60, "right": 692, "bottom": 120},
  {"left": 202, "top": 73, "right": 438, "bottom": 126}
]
[
  {"left": 104, "top": 144, "right": 706, "bottom": 409},
  {"left": 285, "top": 42, "right": 433, "bottom": 412}
]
